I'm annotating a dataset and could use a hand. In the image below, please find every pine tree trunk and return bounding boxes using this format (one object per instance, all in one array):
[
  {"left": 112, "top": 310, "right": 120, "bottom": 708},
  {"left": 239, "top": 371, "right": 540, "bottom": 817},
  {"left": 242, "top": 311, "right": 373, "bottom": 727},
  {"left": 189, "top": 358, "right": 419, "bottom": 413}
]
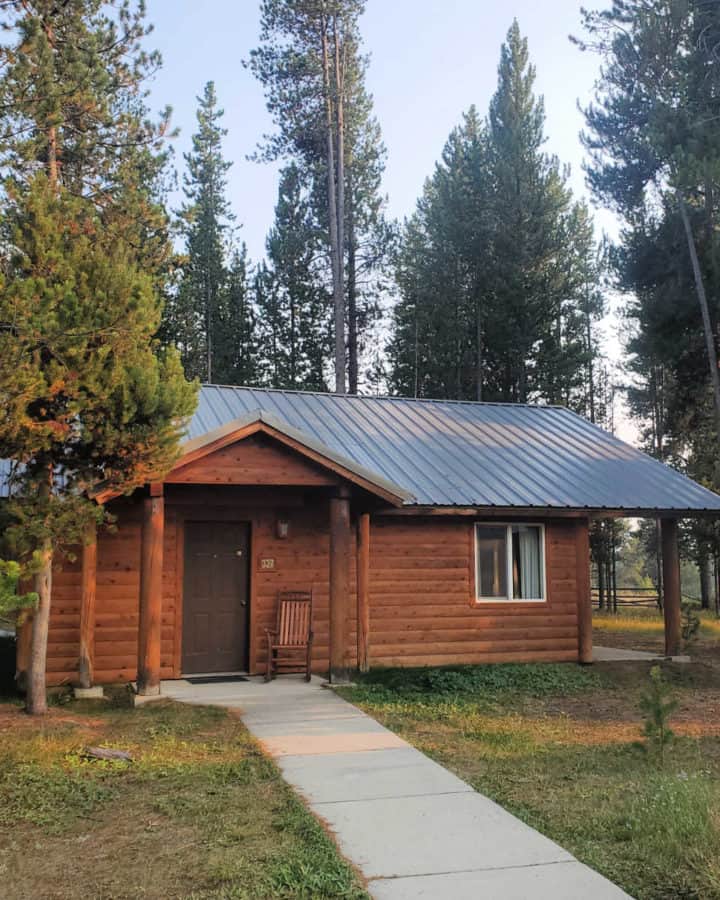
[
  {"left": 321, "top": 16, "right": 345, "bottom": 394},
  {"left": 656, "top": 518, "right": 664, "bottom": 612},
  {"left": 26, "top": 540, "right": 52, "bottom": 715},
  {"left": 476, "top": 301, "right": 483, "bottom": 401},
  {"left": 347, "top": 197, "right": 358, "bottom": 394},
  {"left": 585, "top": 293, "right": 595, "bottom": 422},
  {"left": 678, "top": 191, "right": 720, "bottom": 441},
  {"left": 700, "top": 550, "right": 710, "bottom": 610}
]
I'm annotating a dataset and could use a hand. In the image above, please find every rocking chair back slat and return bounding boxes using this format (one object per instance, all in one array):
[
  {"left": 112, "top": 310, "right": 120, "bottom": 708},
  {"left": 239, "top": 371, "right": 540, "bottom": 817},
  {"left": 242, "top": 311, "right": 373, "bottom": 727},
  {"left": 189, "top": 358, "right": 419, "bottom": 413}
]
[{"left": 265, "top": 590, "right": 314, "bottom": 681}]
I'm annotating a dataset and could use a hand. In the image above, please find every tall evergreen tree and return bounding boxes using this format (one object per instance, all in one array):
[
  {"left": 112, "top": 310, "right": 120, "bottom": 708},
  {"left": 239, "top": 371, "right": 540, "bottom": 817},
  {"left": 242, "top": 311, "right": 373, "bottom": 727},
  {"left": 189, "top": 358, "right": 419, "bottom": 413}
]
[
  {"left": 170, "top": 81, "right": 235, "bottom": 383},
  {"left": 390, "top": 22, "right": 602, "bottom": 406},
  {"left": 577, "top": 0, "right": 720, "bottom": 441},
  {"left": 249, "top": 0, "right": 390, "bottom": 394},
  {"left": 258, "top": 164, "right": 331, "bottom": 389},
  {"left": 0, "top": 1, "right": 196, "bottom": 715}
]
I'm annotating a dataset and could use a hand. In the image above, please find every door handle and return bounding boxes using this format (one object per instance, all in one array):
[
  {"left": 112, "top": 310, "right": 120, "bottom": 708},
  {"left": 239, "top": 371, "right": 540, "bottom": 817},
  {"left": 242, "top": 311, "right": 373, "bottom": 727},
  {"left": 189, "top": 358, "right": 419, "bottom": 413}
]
[{"left": 235, "top": 550, "right": 243, "bottom": 557}]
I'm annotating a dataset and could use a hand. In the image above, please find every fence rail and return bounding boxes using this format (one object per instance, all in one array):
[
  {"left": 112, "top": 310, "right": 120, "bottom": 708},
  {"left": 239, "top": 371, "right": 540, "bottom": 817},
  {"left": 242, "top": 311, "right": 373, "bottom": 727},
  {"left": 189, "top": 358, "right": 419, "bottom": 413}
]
[
  {"left": 591, "top": 586, "right": 701, "bottom": 609},
  {"left": 591, "top": 586, "right": 659, "bottom": 608}
]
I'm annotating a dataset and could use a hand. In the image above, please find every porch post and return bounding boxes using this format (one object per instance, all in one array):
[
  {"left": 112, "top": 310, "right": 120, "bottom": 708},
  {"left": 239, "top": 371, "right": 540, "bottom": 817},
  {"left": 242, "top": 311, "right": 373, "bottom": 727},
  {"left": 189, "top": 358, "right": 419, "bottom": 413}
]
[
  {"left": 357, "top": 512, "right": 370, "bottom": 673},
  {"left": 137, "top": 485, "right": 164, "bottom": 695},
  {"left": 329, "top": 486, "right": 351, "bottom": 683},
  {"left": 77, "top": 521, "right": 98, "bottom": 690},
  {"left": 662, "top": 517, "right": 682, "bottom": 657},
  {"left": 576, "top": 518, "right": 593, "bottom": 664}
]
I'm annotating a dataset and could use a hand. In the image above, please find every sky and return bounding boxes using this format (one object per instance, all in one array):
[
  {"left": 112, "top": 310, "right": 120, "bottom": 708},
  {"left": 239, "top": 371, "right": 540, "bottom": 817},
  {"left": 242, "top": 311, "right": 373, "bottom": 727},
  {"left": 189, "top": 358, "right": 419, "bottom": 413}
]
[{"left": 145, "top": 0, "right": 632, "bottom": 435}]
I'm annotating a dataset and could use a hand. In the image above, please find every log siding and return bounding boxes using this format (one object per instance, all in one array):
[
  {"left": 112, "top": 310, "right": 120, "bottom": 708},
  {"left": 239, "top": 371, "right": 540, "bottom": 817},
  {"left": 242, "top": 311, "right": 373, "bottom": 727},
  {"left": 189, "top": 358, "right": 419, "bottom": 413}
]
[{"left": 44, "top": 436, "right": 586, "bottom": 686}]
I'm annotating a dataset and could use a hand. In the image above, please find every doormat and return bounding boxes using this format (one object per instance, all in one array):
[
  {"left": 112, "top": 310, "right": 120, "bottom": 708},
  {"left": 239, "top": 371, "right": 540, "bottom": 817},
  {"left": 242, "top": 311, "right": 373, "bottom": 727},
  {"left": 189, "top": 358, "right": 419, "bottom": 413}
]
[{"left": 186, "top": 675, "right": 249, "bottom": 685}]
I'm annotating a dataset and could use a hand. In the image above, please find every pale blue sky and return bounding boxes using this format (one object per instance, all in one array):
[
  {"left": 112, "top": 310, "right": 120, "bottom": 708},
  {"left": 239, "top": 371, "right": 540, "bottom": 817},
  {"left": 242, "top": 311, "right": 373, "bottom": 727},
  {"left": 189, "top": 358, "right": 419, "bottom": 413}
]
[
  {"left": 147, "top": 0, "right": 632, "bottom": 434},
  {"left": 146, "top": 0, "right": 612, "bottom": 262}
]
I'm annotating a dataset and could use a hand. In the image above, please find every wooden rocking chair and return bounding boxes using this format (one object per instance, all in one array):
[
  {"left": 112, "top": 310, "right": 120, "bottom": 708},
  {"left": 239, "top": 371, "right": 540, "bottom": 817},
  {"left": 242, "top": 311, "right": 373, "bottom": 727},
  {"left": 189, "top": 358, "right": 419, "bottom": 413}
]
[{"left": 265, "top": 590, "right": 314, "bottom": 682}]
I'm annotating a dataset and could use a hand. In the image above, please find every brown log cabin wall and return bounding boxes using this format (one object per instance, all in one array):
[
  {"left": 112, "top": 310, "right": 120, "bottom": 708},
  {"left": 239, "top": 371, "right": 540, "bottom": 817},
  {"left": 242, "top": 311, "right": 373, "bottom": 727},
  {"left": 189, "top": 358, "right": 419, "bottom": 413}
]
[
  {"left": 367, "top": 518, "right": 580, "bottom": 667},
  {"left": 48, "top": 507, "right": 581, "bottom": 684},
  {"left": 44, "top": 435, "right": 583, "bottom": 685}
]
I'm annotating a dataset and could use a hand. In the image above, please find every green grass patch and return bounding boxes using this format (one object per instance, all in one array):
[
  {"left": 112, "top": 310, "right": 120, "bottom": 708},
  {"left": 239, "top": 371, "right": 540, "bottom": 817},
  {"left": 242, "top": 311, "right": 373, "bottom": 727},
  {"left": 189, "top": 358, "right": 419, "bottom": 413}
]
[
  {"left": 342, "top": 662, "right": 720, "bottom": 900},
  {"left": 0, "top": 699, "right": 368, "bottom": 900},
  {"left": 342, "top": 662, "right": 602, "bottom": 707}
]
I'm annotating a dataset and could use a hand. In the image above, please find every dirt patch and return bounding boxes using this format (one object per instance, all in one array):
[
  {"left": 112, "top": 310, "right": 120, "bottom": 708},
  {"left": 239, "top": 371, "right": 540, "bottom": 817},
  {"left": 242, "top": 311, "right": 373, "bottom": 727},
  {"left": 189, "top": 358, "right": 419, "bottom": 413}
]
[
  {"left": 0, "top": 704, "right": 104, "bottom": 734},
  {"left": 2, "top": 798, "right": 201, "bottom": 900}
]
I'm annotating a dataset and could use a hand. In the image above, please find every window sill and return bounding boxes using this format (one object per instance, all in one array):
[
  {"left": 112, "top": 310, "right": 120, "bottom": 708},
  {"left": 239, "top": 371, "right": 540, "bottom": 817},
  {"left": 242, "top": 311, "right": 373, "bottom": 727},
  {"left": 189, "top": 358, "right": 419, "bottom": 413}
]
[{"left": 469, "top": 597, "right": 548, "bottom": 608}]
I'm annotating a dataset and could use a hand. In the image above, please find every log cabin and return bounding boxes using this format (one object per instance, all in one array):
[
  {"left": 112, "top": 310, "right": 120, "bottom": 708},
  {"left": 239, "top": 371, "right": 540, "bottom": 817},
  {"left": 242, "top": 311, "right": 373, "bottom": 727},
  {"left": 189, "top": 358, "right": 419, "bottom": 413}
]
[{"left": 5, "top": 384, "right": 720, "bottom": 694}]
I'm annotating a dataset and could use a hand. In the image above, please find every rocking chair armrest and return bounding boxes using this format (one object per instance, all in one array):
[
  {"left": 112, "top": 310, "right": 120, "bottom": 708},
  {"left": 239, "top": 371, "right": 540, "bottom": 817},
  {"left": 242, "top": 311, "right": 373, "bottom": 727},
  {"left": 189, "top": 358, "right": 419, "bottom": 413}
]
[{"left": 265, "top": 628, "right": 279, "bottom": 638}]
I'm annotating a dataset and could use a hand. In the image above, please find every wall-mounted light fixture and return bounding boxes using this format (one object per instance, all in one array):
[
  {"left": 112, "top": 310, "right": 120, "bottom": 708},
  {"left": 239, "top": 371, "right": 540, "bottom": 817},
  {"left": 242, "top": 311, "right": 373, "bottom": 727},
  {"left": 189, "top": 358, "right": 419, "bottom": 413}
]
[{"left": 276, "top": 518, "right": 290, "bottom": 540}]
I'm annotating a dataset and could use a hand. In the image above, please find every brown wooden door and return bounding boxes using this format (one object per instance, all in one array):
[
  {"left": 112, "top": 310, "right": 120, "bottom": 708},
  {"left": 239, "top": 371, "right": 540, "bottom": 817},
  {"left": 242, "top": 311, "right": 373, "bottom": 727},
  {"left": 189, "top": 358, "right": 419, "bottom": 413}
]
[{"left": 182, "top": 522, "right": 250, "bottom": 674}]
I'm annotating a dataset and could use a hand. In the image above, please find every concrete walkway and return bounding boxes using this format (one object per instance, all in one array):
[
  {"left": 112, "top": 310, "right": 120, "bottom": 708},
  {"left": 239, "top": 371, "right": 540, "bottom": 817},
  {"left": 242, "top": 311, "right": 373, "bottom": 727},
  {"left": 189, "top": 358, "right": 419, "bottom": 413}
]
[
  {"left": 594, "top": 644, "right": 690, "bottom": 663},
  {"left": 163, "top": 676, "right": 631, "bottom": 899}
]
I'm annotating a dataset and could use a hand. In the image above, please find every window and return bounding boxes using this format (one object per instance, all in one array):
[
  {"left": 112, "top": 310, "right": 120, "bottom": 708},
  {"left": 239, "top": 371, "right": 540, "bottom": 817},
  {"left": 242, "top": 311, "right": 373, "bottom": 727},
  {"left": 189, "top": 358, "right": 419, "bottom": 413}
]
[{"left": 475, "top": 524, "right": 545, "bottom": 602}]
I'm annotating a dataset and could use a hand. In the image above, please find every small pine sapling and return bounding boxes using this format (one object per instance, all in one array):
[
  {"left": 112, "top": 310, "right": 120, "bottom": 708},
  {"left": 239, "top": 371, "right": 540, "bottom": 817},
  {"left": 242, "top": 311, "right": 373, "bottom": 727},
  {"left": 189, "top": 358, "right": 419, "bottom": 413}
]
[
  {"left": 639, "top": 665, "right": 677, "bottom": 767},
  {"left": 681, "top": 601, "right": 701, "bottom": 647}
]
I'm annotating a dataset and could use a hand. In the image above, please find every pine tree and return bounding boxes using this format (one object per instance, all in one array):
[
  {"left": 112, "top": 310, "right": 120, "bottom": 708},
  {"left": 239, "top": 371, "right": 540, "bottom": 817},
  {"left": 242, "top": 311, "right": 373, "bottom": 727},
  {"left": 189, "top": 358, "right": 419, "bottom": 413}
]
[
  {"left": 258, "top": 165, "right": 331, "bottom": 390},
  {"left": 215, "top": 245, "right": 258, "bottom": 386},
  {"left": 249, "top": 0, "right": 390, "bottom": 393},
  {"left": 0, "top": 1, "right": 196, "bottom": 715},
  {"left": 577, "top": 0, "right": 720, "bottom": 441},
  {"left": 389, "top": 23, "right": 601, "bottom": 406},
  {"left": 172, "top": 81, "right": 234, "bottom": 383}
]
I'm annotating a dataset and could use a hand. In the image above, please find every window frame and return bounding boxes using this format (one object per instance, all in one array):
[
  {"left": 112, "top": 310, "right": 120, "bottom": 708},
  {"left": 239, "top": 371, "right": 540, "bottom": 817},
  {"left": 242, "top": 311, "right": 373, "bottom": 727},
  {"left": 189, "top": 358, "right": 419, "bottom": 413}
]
[{"left": 473, "top": 522, "right": 547, "bottom": 604}]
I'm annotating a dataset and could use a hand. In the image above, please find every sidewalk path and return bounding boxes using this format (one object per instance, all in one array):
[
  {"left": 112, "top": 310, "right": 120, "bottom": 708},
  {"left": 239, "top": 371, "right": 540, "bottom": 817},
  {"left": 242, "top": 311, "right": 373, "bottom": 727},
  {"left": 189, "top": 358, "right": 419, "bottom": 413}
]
[{"left": 163, "top": 676, "right": 631, "bottom": 899}]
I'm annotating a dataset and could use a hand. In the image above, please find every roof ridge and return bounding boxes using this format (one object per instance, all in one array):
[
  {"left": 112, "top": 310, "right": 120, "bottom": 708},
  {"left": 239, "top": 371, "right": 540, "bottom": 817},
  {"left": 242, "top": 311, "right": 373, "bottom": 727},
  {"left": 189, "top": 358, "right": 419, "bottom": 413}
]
[{"left": 200, "top": 383, "right": 567, "bottom": 411}]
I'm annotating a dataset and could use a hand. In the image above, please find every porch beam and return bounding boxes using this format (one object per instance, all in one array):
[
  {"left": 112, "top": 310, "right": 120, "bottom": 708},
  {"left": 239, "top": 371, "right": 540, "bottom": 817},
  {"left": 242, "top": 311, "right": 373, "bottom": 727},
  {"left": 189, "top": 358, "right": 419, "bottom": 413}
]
[
  {"left": 329, "top": 486, "right": 351, "bottom": 683},
  {"left": 137, "top": 488, "right": 164, "bottom": 695},
  {"left": 357, "top": 512, "right": 370, "bottom": 673},
  {"left": 77, "top": 521, "right": 98, "bottom": 689},
  {"left": 575, "top": 518, "right": 593, "bottom": 665},
  {"left": 662, "top": 517, "right": 682, "bottom": 657}
]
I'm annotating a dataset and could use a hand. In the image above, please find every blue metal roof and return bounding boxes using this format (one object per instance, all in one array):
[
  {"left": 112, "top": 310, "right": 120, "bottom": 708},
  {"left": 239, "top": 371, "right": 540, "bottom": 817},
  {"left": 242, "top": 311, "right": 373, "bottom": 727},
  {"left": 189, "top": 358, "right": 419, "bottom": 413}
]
[
  {"left": 3, "top": 385, "right": 720, "bottom": 512},
  {"left": 186, "top": 385, "right": 720, "bottom": 512}
]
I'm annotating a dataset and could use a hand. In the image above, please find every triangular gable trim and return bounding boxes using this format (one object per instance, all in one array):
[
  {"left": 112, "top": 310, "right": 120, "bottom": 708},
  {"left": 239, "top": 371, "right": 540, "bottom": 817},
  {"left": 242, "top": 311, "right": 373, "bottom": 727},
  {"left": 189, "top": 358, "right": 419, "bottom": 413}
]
[{"left": 98, "top": 409, "right": 414, "bottom": 506}]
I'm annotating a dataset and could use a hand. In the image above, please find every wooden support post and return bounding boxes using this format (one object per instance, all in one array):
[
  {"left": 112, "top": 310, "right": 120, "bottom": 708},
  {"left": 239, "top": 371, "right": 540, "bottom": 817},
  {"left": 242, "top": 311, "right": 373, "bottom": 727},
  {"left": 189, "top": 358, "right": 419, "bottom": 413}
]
[
  {"left": 576, "top": 518, "right": 593, "bottom": 665},
  {"left": 357, "top": 512, "right": 370, "bottom": 673},
  {"left": 329, "top": 486, "right": 351, "bottom": 683},
  {"left": 662, "top": 517, "right": 682, "bottom": 657},
  {"left": 137, "top": 487, "right": 164, "bottom": 696},
  {"left": 77, "top": 522, "right": 98, "bottom": 690}
]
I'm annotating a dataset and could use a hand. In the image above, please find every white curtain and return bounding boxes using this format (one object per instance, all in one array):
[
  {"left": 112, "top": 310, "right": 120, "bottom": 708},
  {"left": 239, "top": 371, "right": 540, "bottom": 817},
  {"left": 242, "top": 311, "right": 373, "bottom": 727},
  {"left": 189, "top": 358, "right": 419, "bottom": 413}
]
[{"left": 518, "top": 528, "right": 541, "bottom": 599}]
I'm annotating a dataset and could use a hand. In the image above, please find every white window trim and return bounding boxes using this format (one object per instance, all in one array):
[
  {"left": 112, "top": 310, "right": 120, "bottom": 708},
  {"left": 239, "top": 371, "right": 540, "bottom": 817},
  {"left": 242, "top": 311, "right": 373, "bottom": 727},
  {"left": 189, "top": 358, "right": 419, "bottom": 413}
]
[{"left": 474, "top": 523, "right": 547, "bottom": 604}]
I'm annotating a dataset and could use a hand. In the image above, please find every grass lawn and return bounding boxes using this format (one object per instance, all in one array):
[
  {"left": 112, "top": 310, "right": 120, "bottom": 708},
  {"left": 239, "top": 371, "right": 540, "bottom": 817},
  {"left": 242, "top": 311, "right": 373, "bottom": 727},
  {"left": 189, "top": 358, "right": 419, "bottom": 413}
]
[
  {"left": 594, "top": 606, "right": 720, "bottom": 662},
  {"left": 339, "top": 650, "right": 720, "bottom": 900},
  {"left": 0, "top": 691, "right": 368, "bottom": 900}
]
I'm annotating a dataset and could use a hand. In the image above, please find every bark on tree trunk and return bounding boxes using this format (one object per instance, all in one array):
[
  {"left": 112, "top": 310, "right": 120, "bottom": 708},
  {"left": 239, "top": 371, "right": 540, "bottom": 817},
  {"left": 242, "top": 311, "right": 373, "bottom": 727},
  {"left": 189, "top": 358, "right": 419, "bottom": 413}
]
[
  {"left": 347, "top": 200, "right": 358, "bottom": 394},
  {"left": 321, "top": 15, "right": 345, "bottom": 394},
  {"left": 26, "top": 540, "right": 52, "bottom": 715},
  {"left": 700, "top": 550, "right": 711, "bottom": 610},
  {"left": 476, "top": 301, "right": 483, "bottom": 402},
  {"left": 678, "top": 191, "right": 720, "bottom": 441}
]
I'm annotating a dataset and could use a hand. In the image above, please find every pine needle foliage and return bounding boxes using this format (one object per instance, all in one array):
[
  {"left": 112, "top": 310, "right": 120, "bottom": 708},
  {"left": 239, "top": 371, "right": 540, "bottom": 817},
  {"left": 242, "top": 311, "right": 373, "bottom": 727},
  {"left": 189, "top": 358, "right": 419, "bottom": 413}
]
[{"left": 639, "top": 665, "right": 678, "bottom": 767}]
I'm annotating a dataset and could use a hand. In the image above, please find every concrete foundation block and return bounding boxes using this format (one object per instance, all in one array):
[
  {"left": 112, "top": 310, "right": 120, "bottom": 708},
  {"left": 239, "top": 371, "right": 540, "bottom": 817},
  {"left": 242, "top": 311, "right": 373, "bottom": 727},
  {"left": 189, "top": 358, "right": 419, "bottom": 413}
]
[
  {"left": 73, "top": 686, "right": 104, "bottom": 700},
  {"left": 132, "top": 691, "right": 165, "bottom": 707}
]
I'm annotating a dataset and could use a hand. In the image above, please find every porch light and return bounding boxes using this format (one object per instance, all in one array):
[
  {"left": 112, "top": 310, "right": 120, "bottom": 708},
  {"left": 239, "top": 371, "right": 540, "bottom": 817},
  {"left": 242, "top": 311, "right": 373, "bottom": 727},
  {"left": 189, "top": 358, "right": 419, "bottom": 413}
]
[{"left": 276, "top": 518, "right": 290, "bottom": 539}]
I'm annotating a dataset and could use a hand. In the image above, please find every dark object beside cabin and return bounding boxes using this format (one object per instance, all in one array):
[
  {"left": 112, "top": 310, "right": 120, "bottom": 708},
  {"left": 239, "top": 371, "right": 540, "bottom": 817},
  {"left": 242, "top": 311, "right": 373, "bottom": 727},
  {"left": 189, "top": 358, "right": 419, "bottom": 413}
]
[{"left": 265, "top": 591, "right": 314, "bottom": 682}]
